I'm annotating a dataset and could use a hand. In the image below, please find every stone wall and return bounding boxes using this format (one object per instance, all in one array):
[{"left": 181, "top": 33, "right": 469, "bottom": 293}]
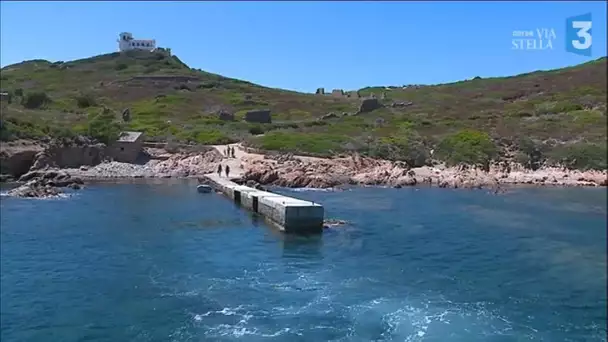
[
  {"left": 245, "top": 109, "right": 272, "bottom": 124},
  {"left": 107, "top": 140, "right": 143, "bottom": 163},
  {"left": 331, "top": 89, "right": 345, "bottom": 97},
  {"left": 204, "top": 175, "right": 324, "bottom": 233}
]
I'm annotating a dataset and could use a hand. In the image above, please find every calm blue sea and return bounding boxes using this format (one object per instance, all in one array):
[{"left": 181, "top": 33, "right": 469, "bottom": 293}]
[{"left": 1, "top": 181, "right": 606, "bottom": 342}]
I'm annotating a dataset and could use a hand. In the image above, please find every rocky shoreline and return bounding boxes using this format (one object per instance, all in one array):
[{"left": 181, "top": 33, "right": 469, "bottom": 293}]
[
  {"left": 239, "top": 153, "right": 607, "bottom": 190},
  {"left": 1, "top": 141, "right": 606, "bottom": 199},
  {"left": 5, "top": 170, "right": 84, "bottom": 198}
]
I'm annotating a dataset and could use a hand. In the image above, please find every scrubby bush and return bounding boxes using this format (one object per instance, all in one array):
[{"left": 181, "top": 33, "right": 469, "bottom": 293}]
[
  {"left": 175, "top": 129, "right": 235, "bottom": 145},
  {"left": 250, "top": 131, "right": 349, "bottom": 156},
  {"left": 175, "top": 84, "right": 191, "bottom": 91},
  {"left": 0, "top": 117, "right": 55, "bottom": 141},
  {"left": 516, "top": 136, "right": 545, "bottom": 170},
  {"left": 546, "top": 142, "right": 607, "bottom": 170},
  {"left": 436, "top": 129, "right": 497, "bottom": 168},
  {"left": 86, "top": 108, "right": 122, "bottom": 144},
  {"left": 114, "top": 63, "right": 128, "bottom": 71},
  {"left": 248, "top": 124, "right": 265, "bottom": 135},
  {"left": 75, "top": 93, "right": 97, "bottom": 108},
  {"left": 368, "top": 128, "right": 430, "bottom": 167},
  {"left": 21, "top": 91, "right": 51, "bottom": 109},
  {"left": 14, "top": 88, "right": 23, "bottom": 97},
  {"left": 197, "top": 82, "right": 218, "bottom": 89}
]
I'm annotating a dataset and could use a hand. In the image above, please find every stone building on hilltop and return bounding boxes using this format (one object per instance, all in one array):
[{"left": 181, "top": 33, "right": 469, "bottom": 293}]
[{"left": 117, "top": 32, "right": 156, "bottom": 53}]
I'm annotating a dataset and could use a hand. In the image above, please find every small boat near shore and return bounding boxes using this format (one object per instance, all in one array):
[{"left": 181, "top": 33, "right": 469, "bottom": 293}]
[{"left": 197, "top": 184, "right": 212, "bottom": 193}]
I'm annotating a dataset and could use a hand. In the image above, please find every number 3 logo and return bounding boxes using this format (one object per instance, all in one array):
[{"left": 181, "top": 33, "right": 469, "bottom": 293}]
[
  {"left": 566, "top": 13, "right": 593, "bottom": 56},
  {"left": 572, "top": 21, "right": 592, "bottom": 50}
]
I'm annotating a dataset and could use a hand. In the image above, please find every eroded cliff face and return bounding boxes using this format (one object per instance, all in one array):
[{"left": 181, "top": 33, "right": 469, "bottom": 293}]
[
  {"left": 0, "top": 138, "right": 108, "bottom": 180},
  {"left": 0, "top": 141, "right": 45, "bottom": 179},
  {"left": 30, "top": 144, "right": 107, "bottom": 171}
]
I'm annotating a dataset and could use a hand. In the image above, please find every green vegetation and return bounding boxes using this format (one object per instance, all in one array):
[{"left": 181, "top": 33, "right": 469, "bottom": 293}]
[
  {"left": 436, "top": 130, "right": 497, "bottom": 168},
  {"left": 22, "top": 91, "right": 51, "bottom": 109},
  {"left": 370, "top": 126, "right": 430, "bottom": 167},
  {"left": 547, "top": 142, "right": 607, "bottom": 171},
  {"left": 84, "top": 108, "right": 122, "bottom": 144},
  {"left": 0, "top": 51, "right": 606, "bottom": 170}
]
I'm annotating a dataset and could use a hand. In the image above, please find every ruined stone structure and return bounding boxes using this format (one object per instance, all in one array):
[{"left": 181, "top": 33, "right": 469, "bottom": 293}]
[
  {"left": 245, "top": 110, "right": 272, "bottom": 124},
  {"left": 108, "top": 131, "right": 145, "bottom": 163},
  {"left": 315, "top": 88, "right": 325, "bottom": 95},
  {"left": 331, "top": 89, "right": 345, "bottom": 97},
  {"left": 358, "top": 98, "right": 383, "bottom": 114}
]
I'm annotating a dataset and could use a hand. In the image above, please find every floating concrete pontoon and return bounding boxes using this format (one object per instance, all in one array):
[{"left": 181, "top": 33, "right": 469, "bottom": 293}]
[{"left": 203, "top": 174, "right": 324, "bottom": 234}]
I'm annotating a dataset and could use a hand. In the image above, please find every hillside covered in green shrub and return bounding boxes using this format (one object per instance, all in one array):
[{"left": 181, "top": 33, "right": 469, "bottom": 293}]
[{"left": 1, "top": 50, "right": 606, "bottom": 170}]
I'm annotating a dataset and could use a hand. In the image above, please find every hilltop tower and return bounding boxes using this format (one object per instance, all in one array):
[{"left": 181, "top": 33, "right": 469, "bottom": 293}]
[{"left": 117, "top": 32, "right": 156, "bottom": 52}]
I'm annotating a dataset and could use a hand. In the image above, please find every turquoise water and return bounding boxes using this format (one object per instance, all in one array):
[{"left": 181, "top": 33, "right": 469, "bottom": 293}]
[{"left": 1, "top": 181, "right": 606, "bottom": 341}]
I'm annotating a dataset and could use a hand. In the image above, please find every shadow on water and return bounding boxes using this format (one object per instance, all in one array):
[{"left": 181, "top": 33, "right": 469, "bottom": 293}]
[
  {"left": 247, "top": 212, "right": 263, "bottom": 227},
  {"left": 174, "top": 218, "right": 247, "bottom": 229},
  {"left": 277, "top": 233, "right": 324, "bottom": 261}
]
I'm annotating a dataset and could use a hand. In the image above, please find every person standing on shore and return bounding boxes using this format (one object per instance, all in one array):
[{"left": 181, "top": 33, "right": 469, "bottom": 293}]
[
  {"left": 231, "top": 146, "right": 235, "bottom": 158},
  {"left": 217, "top": 164, "right": 223, "bottom": 177},
  {"left": 225, "top": 165, "right": 230, "bottom": 178}
]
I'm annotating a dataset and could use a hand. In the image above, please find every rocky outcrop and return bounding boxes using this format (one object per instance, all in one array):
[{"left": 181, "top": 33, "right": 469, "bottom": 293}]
[
  {"left": 391, "top": 101, "right": 413, "bottom": 108},
  {"left": 218, "top": 111, "right": 235, "bottom": 121},
  {"left": 324, "top": 219, "right": 348, "bottom": 229},
  {"left": 59, "top": 149, "right": 225, "bottom": 179},
  {"left": 357, "top": 98, "right": 383, "bottom": 114},
  {"left": 8, "top": 170, "right": 84, "bottom": 198},
  {"left": 239, "top": 154, "right": 608, "bottom": 190},
  {"left": 31, "top": 143, "right": 107, "bottom": 170},
  {"left": 0, "top": 141, "right": 45, "bottom": 178},
  {"left": 0, "top": 136, "right": 106, "bottom": 179},
  {"left": 318, "top": 112, "right": 339, "bottom": 121}
]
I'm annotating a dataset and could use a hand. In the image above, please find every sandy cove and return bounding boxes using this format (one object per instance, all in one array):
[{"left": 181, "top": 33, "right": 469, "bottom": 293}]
[{"left": 55, "top": 143, "right": 606, "bottom": 189}]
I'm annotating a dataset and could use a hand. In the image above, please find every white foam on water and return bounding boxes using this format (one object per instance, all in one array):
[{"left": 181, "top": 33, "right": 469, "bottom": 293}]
[
  {"left": 289, "top": 187, "right": 337, "bottom": 192},
  {"left": 191, "top": 304, "right": 296, "bottom": 339},
  {"left": 0, "top": 192, "right": 75, "bottom": 200},
  {"left": 344, "top": 296, "right": 520, "bottom": 341},
  {"left": 161, "top": 259, "right": 527, "bottom": 340}
]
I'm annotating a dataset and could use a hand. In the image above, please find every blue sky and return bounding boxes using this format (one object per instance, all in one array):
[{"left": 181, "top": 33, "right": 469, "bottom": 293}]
[{"left": 1, "top": 1, "right": 606, "bottom": 92}]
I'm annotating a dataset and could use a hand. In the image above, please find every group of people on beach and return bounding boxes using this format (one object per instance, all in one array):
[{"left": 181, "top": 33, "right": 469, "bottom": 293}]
[
  {"left": 224, "top": 146, "right": 235, "bottom": 158},
  {"left": 217, "top": 164, "right": 231, "bottom": 178}
]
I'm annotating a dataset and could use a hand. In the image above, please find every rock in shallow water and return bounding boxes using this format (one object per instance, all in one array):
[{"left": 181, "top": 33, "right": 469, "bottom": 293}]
[
  {"left": 7, "top": 170, "right": 84, "bottom": 198},
  {"left": 323, "top": 219, "right": 348, "bottom": 229}
]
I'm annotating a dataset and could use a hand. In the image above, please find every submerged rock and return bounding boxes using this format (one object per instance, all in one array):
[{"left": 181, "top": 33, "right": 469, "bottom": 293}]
[{"left": 323, "top": 218, "right": 348, "bottom": 229}]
